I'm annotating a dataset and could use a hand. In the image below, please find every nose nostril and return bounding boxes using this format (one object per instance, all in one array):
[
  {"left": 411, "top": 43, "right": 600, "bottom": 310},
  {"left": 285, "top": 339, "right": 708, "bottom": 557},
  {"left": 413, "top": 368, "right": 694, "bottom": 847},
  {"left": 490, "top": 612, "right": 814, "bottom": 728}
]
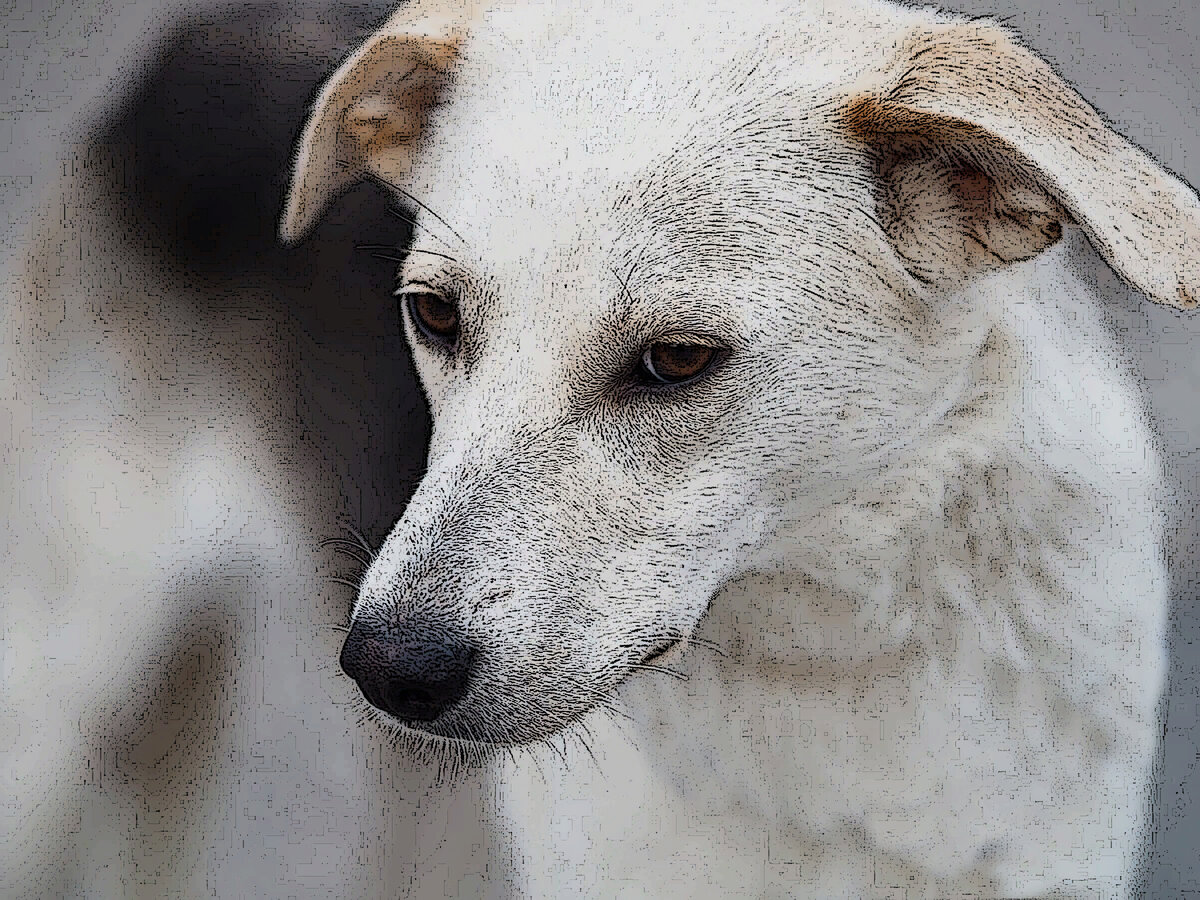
[
  {"left": 398, "top": 686, "right": 434, "bottom": 706},
  {"left": 383, "top": 676, "right": 466, "bottom": 722},
  {"left": 339, "top": 620, "right": 475, "bottom": 724}
]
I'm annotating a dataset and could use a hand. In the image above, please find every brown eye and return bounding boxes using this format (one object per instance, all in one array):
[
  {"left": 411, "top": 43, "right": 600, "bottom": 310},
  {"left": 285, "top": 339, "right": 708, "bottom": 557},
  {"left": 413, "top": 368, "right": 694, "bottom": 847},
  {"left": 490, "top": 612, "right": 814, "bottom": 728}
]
[
  {"left": 639, "top": 342, "right": 721, "bottom": 385},
  {"left": 405, "top": 290, "right": 459, "bottom": 343}
]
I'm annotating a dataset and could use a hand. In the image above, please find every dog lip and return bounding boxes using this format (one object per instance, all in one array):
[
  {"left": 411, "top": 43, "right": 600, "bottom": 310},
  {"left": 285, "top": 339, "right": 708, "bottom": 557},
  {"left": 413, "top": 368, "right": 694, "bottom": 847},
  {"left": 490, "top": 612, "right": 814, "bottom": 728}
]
[
  {"left": 640, "top": 638, "right": 683, "bottom": 665},
  {"left": 389, "top": 713, "right": 577, "bottom": 751}
]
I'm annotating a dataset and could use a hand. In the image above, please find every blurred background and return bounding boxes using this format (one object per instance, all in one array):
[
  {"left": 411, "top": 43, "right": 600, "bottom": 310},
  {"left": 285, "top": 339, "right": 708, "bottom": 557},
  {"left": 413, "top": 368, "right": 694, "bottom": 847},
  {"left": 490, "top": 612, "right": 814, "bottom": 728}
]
[{"left": 1, "top": 0, "right": 1197, "bottom": 895}]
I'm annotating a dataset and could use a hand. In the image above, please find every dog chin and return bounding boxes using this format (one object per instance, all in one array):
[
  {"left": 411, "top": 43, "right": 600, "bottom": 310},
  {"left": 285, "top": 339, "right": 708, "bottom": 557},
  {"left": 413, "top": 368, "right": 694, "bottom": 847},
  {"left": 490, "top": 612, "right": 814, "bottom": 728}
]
[
  {"left": 364, "top": 711, "right": 513, "bottom": 758},
  {"left": 366, "top": 700, "right": 594, "bottom": 753}
]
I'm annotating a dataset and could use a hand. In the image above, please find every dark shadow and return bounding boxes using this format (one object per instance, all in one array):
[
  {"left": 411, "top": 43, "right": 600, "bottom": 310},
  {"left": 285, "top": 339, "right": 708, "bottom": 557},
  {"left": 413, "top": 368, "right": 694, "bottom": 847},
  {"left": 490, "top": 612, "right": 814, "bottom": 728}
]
[
  {"left": 94, "top": 0, "right": 432, "bottom": 543},
  {"left": 39, "top": 3, "right": 495, "bottom": 892},
  {"left": 61, "top": 586, "right": 240, "bottom": 894}
]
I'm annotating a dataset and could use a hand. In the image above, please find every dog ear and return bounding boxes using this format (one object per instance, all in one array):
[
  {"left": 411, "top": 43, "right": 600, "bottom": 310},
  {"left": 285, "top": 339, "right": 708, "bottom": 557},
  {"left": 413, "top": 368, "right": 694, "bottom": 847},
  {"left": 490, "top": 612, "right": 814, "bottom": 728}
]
[
  {"left": 280, "top": 1, "right": 478, "bottom": 244},
  {"left": 844, "top": 20, "right": 1200, "bottom": 309}
]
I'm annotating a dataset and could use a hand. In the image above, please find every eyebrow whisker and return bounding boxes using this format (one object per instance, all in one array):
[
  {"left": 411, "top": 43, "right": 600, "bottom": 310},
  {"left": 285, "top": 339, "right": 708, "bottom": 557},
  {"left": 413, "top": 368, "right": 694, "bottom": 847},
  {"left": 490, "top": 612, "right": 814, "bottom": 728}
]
[
  {"left": 402, "top": 248, "right": 461, "bottom": 263},
  {"left": 366, "top": 172, "right": 467, "bottom": 245},
  {"left": 387, "top": 207, "right": 455, "bottom": 248},
  {"left": 357, "top": 245, "right": 461, "bottom": 266},
  {"left": 611, "top": 265, "right": 637, "bottom": 312}
]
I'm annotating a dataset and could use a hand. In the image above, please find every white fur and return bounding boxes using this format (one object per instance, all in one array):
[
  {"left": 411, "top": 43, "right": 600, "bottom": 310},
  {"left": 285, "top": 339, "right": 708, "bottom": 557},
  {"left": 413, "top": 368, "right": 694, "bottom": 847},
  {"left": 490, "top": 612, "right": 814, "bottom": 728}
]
[
  {"left": 5, "top": 0, "right": 1196, "bottom": 897},
  {"left": 339, "top": 3, "right": 1180, "bottom": 895}
]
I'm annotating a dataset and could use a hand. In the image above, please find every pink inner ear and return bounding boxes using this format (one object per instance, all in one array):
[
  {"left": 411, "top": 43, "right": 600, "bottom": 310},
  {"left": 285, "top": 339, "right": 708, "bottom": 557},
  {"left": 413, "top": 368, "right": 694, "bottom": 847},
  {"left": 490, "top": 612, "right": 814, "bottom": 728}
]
[
  {"left": 281, "top": 14, "right": 468, "bottom": 246},
  {"left": 841, "top": 21, "right": 1200, "bottom": 309},
  {"left": 842, "top": 94, "right": 1068, "bottom": 285},
  {"left": 345, "top": 88, "right": 426, "bottom": 153},
  {"left": 949, "top": 170, "right": 991, "bottom": 209}
]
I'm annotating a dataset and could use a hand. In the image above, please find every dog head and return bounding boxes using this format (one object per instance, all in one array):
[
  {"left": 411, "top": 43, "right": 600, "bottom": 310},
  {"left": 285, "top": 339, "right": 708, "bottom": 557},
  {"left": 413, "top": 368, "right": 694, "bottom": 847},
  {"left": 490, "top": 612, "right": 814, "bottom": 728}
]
[{"left": 283, "top": 0, "right": 1200, "bottom": 747}]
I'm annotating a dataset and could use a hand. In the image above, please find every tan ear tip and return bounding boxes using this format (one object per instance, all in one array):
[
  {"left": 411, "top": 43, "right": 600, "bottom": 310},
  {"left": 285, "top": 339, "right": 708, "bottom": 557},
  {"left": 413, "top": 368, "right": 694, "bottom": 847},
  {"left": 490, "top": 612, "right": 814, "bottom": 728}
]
[
  {"left": 1177, "top": 282, "right": 1199, "bottom": 311},
  {"left": 278, "top": 218, "right": 297, "bottom": 247},
  {"left": 841, "top": 94, "right": 879, "bottom": 140},
  {"left": 278, "top": 196, "right": 308, "bottom": 247}
]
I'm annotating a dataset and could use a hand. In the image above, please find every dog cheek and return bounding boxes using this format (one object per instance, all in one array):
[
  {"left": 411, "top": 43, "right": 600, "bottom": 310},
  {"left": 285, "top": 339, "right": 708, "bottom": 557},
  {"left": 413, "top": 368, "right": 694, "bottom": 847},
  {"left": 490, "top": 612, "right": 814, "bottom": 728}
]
[{"left": 584, "top": 536, "right": 739, "bottom": 641}]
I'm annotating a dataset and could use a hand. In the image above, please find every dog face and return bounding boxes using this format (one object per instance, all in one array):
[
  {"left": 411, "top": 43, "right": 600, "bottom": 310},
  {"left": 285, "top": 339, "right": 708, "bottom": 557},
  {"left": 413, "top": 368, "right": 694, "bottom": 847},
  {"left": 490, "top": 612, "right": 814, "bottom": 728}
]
[{"left": 284, "top": 0, "right": 1200, "bottom": 747}]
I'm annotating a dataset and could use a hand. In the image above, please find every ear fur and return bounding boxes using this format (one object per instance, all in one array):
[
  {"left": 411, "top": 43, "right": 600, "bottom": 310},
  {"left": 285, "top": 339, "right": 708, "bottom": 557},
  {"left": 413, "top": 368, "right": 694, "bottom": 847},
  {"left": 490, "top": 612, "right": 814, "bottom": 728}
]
[
  {"left": 844, "top": 20, "right": 1200, "bottom": 309},
  {"left": 280, "top": 0, "right": 480, "bottom": 244}
]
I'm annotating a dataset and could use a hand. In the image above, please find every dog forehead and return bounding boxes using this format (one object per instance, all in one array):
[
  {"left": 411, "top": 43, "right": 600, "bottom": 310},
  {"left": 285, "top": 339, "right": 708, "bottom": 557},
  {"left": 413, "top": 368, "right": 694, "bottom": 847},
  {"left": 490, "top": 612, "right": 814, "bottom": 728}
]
[
  {"left": 412, "top": 3, "right": 782, "bottom": 211},
  {"left": 399, "top": 0, "right": 929, "bottom": 328},
  {"left": 409, "top": 7, "right": 859, "bottom": 251}
]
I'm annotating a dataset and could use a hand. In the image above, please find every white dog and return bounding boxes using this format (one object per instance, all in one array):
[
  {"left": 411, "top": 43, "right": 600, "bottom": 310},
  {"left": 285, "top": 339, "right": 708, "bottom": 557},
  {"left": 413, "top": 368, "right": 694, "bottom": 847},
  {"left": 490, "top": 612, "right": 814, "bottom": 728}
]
[
  {"left": 280, "top": 0, "right": 1200, "bottom": 896},
  {"left": 2, "top": 0, "right": 1196, "bottom": 897}
]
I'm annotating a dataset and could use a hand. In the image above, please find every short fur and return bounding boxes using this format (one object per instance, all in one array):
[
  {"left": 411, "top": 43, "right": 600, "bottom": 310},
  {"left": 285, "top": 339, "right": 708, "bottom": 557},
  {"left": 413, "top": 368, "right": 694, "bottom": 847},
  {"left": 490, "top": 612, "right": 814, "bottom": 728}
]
[
  {"left": 5, "top": 0, "right": 1198, "bottom": 897},
  {"left": 281, "top": 1, "right": 1200, "bottom": 895}
]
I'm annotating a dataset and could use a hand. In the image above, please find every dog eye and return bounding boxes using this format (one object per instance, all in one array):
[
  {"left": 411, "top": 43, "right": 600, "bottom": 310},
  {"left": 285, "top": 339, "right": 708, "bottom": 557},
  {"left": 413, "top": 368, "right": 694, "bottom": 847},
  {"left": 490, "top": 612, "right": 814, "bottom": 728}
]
[
  {"left": 403, "top": 289, "right": 459, "bottom": 344},
  {"left": 638, "top": 342, "right": 721, "bottom": 385}
]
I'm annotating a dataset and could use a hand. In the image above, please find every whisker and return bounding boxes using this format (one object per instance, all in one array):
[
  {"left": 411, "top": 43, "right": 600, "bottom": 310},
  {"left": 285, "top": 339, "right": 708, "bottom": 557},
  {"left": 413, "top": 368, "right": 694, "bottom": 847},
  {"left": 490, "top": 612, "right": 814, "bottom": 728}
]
[
  {"left": 573, "top": 722, "right": 603, "bottom": 775},
  {"left": 525, "top": 743, "right": 549, "bottom": 788},
  {"left": 342, "top": 523, "right": 376, "bottom": 559},
  {"left": 599, "top": 704, "right": 639, "bottom": 751},
  {"left": 367, "top": 172, "right": 466, "bottom": 244},
  {"left": 541, "top": 735, "right": 569, "bottom": 768},
  {"left": 325, "top": 544, "right": 372, "bottom": 567},
  {"left": 553, "top": 672, "right": 633, "bottom": 722},
  {"left": 358, "top": 245, "right": 462, "bottom": 267},
  {"left": 401, "top": 248, "right": 461, "bottom": 262},
  {"left": 682, "top": 635, "right": 727, "bottom": 657},
  {"left": 328, "top": 576, "right": 362, "bottom": 591},
  {"left": 599, "top": 698, "right": 635, "bottom": 723},
  {"left": 628, "top": 662, "right": 689, "bottom": 681},
  {"left": 320, "top": 537, "right": 371, "bottom": 553},
  {"left": 611, "top": 264, "right": 637, "bottom": 311},
  {"left": 386, "top": 207, "right": 456, "bottom": 248},
  {"left": 642, "top": 629, "right": 728, "bottom": 659}
]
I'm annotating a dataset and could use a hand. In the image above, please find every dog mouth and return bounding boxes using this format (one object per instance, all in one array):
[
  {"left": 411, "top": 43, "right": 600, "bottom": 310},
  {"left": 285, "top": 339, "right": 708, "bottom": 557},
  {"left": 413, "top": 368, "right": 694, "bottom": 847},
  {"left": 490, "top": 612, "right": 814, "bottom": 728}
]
[
  {"left": 639, "top": 637, "right": 683, "bottom": 665},
  {"left": 351, "top": 636, "right": 690, "bottom": 754}
]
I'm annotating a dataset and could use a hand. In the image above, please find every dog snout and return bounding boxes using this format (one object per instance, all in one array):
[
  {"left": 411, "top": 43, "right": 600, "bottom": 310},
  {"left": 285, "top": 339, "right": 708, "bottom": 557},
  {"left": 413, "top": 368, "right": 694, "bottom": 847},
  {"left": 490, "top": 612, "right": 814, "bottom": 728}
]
[{"left": 339, "top": 619, "right": 476, "bottom": 723}]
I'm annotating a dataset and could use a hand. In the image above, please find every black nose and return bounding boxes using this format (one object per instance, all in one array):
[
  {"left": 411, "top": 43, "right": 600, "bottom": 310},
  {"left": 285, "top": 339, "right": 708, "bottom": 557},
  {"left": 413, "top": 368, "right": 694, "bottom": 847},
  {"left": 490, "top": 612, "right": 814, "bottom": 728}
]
[{"left": 339, "top": 619, "right": 476, "bottom": 722}]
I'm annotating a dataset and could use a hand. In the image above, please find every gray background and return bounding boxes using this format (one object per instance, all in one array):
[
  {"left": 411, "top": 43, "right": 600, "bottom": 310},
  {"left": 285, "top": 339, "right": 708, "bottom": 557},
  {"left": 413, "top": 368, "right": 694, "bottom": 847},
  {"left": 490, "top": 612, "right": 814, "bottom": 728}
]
[{"left": 2, "top": 0, "right": 1197, "bottom": 894}]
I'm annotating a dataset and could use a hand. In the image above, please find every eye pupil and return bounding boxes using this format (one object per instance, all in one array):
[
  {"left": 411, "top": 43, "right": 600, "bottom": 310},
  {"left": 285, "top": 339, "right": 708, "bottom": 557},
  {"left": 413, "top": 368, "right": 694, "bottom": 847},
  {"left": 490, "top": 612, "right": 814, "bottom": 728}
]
[
  {"left": 406, "top": 291, "right": 459, "bottom": 342},
  {"left": 642, "top": 343, "right": 719, "bottom": 384}
]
